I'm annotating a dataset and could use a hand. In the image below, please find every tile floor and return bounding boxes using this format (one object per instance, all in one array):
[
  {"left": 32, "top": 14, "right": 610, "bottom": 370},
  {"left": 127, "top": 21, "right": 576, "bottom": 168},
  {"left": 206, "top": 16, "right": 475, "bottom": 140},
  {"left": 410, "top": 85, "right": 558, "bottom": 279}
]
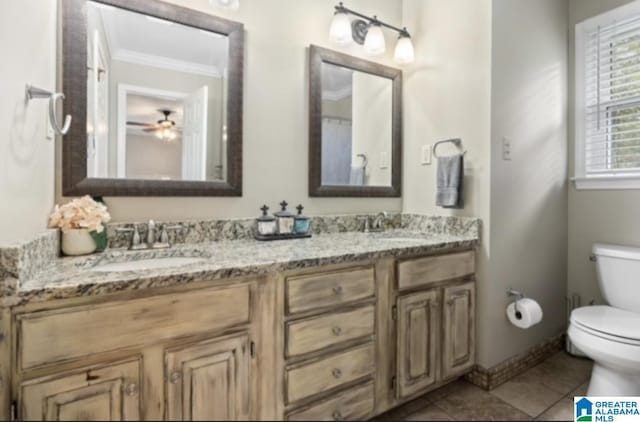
[{"left": 374, "top": 351, "right": 592, "bottom": 421}]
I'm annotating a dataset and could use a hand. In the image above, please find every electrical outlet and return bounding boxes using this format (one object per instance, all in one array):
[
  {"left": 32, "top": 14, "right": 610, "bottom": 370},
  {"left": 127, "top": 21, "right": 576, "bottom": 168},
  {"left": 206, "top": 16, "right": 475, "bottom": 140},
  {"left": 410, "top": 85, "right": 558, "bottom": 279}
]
[
  {"left": 421, "top": 144, "right": 432, "bottom": 165},
  {"left": 502, "top": 137, "right": 512, "bottom": 161},
  {"left": 379, "top": 151, "right": 389, "bottom": 169}
]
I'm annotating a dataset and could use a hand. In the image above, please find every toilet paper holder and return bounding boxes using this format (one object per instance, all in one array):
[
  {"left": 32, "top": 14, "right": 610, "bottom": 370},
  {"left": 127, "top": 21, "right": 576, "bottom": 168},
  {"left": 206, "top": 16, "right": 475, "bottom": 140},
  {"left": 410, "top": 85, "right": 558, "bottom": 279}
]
[{"left": 507, "top": 288, "right": 525, "bottom": 319}]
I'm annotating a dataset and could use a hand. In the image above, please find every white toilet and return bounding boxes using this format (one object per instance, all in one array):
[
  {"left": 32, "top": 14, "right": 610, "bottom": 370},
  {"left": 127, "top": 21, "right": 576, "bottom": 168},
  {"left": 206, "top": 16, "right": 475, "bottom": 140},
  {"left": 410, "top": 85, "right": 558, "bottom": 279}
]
[{"left": 568, "top": 243, "right": 640, "bottom": 396}]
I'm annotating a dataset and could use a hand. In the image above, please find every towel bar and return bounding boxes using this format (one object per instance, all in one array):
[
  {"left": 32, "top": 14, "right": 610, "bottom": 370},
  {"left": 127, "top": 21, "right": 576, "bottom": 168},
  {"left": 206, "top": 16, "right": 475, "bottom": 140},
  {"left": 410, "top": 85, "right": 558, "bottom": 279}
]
[
  {"left": 25, "top": 84, "right": 72, "bottom": 136},
  {"left": 433, "top": 138, "right": 466, "bottom": 158}
]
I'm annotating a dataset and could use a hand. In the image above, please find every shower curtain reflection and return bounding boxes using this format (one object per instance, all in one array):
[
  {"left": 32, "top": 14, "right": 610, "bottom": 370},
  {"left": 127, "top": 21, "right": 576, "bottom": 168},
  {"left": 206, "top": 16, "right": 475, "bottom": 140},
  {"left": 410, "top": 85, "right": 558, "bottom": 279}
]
[{"left": 321, "top": 117, "right": 353, "bottom": 185}]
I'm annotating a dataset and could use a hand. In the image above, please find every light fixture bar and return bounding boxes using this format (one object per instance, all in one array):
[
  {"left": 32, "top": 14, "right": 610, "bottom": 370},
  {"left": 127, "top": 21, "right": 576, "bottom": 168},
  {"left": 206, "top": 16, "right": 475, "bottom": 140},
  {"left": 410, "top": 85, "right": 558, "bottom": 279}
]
[{"left": 334, "top": 2, "right": 410, "bottom": 37}]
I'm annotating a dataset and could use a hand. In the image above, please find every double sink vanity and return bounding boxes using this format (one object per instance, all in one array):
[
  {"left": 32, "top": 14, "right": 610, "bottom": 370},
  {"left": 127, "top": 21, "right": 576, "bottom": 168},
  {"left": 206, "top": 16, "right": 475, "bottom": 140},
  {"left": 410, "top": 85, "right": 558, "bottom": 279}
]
[
  {"left": 0, "top": 214, "right": 479, "bottom": 421},
  {"left": 0, "top": 0, "right": 482, "bottom": 420}
]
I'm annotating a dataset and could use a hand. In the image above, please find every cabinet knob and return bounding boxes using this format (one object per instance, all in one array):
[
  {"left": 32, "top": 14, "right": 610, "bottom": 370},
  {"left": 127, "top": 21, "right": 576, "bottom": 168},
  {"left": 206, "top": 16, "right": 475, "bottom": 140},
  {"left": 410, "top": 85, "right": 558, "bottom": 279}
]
[
  {"left": 332, "top": 326, "right": 342, "bottom": 336},
  {"left": 125, "top": 383, "right": 138, "bottom": 396},
  {"left": 332, "top": 410, "right": 343, "bottom": 421},
  {"left": 332, "top": 368, "right": 342, "bottom": 379},
  {"left": 332, "top": 285, "right": 343, "bottom": 295},
  {"left": 169, "top": 371, "right": 181, "bottom": 384}
]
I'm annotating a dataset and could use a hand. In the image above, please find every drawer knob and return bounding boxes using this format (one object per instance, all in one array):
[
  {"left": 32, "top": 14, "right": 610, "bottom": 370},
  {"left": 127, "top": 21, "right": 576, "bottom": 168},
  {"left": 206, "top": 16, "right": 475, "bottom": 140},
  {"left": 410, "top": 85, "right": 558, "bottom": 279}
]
[
  {"left": 169, "top": 371, "right": 182, "bottom": 384},
  {"left": 332, "top": 410, "right": 343, "bottom": 421},
  {"left": 332, "top": 326, "right": 342, "bottom": 336},
  {"left": 332, "top": 368, "right": 342, "bottom": 379},
  {"left": 332, "top": 286, "right": 343, "bottom": 295},
  {"left": 125, "top": 383, "right": 138, "bottom": 396}
]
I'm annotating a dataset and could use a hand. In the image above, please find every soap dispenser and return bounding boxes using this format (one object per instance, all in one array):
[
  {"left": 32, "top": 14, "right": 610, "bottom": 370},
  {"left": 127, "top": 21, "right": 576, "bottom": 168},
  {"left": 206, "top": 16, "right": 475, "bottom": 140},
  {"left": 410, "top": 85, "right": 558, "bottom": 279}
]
[
  {"left": 256, "top": 205, "right": 276, "bottom": 236},
  {"left": 274, "top": 201, "right": 295, "bottom": 234},
  {"left": 294, "top": 205, "right": 310, "bottom": 235}
]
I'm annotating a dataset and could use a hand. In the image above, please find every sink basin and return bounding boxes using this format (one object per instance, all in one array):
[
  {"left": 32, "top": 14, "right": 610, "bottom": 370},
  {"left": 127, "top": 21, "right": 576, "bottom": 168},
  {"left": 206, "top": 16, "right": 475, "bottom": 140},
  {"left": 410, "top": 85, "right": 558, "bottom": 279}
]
[{"left": 90, "top": 257, "right": 204, "bottom": 273}]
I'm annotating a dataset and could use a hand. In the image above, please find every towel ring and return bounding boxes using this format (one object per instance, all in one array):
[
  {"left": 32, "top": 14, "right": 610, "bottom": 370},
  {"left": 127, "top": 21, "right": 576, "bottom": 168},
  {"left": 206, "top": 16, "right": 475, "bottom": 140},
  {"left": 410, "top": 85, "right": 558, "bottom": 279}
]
[
  {"left": 25, "top": 84, "right": 72, "bottom": 136},
  {"left": 433, "top": 138, "right": 466, "bottom": 158}
]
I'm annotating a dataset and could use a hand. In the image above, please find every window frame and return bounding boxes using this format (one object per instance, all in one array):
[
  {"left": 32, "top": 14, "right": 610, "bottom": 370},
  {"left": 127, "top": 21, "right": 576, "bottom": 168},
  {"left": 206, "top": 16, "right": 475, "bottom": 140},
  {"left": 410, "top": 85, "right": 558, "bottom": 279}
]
[{"left": 574, "top": 0, "right": 640, "bottom": 190}]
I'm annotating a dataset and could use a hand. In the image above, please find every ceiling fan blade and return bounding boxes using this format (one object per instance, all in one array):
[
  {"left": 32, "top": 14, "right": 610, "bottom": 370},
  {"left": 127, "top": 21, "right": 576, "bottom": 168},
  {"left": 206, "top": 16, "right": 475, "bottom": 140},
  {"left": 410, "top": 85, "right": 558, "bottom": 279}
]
[{"left": 127, "top": 121, "right": 154, "bottom": 127}]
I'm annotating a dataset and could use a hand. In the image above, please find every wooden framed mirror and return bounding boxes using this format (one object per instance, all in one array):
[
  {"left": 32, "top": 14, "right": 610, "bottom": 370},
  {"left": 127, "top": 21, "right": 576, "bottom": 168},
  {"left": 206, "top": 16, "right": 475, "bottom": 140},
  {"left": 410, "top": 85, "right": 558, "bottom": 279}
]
[
  {"left": 62, "top": 0, "right": 244, "bottom": 196},
  {"left": 309, "top": 45, "right": 402, "bottom": 197}
]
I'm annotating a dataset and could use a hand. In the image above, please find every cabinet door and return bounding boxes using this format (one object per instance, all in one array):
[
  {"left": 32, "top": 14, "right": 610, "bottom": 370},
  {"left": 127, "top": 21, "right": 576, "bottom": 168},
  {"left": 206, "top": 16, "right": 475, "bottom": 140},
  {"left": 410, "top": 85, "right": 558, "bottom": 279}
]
[
  {"left": 396, "top": 289, "right": 439, "bottom": 399},
  {"left": 165, "top": 333, "right": 250, "bottom": 421},
  {"left": 442, "top": 281, "right": 476, "bottom": 379},
  {"left": 20, "top": 359, "right": 141, "bottom": 421}
]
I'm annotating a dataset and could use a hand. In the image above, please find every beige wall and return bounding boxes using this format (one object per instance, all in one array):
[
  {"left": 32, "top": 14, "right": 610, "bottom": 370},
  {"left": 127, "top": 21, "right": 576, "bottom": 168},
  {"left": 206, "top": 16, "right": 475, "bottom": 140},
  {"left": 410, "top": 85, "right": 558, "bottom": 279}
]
[
  {"left": 488, "top": 0, "right": 568, "bottom": 368},
  {"left": 568, "top": 0, "right": 639, "bottom": 306},
  {"left": 57, "top": 0, "right": 403, "bottom": 221},
  {"left": 0, "top": 0, "right": 57, "bottom": 244},
  {"left": 125, "top": 135, "right": 183, "bottom": 180},
  {"left": 401, "top": 0, "right": 494, "bottom": 365},
  {"left": 402, "top": 0, "right": 569, "bottom": 368}
]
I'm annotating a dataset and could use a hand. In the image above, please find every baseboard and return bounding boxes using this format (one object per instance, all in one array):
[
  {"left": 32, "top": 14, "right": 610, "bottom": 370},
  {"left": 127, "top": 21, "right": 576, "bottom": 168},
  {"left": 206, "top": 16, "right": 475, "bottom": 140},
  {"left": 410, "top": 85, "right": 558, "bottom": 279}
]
[{"left": 465, "top": 333, "right": 565, "bottom": 390}]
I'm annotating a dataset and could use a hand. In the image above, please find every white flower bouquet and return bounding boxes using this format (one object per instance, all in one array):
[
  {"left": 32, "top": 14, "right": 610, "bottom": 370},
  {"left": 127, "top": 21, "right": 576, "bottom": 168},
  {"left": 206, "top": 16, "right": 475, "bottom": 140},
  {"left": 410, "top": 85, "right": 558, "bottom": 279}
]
[
  {"left": 49, "top": 195, "right": 111, "bottom": 233},
  {"left": 49, "top": 196, "right": 111, "bottom": 255}
]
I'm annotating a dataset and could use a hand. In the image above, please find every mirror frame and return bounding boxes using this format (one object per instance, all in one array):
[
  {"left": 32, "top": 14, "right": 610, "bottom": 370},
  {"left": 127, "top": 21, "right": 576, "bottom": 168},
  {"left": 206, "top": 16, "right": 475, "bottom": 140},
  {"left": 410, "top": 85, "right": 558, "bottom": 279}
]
[
  {"left": 308, "top": 45, "right": 402, "bottom": 197},
  {"left": 62, "top": 0, "right": 244, "bottom": 196}
]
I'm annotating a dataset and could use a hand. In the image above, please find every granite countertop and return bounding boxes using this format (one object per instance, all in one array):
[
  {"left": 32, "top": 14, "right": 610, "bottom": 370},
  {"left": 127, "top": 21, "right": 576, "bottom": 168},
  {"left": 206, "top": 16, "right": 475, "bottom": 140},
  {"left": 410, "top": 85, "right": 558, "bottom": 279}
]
[{"left": 12, "top": 229, "right": 478, "bottom": 304}]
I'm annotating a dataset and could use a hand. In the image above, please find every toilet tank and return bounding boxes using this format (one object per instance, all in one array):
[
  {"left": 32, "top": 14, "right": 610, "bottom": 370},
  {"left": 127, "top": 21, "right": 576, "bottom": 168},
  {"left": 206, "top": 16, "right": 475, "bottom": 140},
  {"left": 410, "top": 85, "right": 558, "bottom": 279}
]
[{"left": 592, "top": 243, "right": 640, "bottom": 312}]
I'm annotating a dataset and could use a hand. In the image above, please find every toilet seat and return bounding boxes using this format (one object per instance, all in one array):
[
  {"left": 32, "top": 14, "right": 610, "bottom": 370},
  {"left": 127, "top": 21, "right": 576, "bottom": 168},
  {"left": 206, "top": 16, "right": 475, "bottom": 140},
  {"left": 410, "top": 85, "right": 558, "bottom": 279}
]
[{"left": 571, "top": 305, "right": 640, "bottom": 345}]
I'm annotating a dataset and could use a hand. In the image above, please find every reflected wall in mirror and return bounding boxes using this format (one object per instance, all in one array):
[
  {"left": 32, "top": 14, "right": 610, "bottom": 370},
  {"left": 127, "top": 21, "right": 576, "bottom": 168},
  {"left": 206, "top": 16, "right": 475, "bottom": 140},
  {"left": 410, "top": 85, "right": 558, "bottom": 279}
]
[
  {"left": 321, "top": 63, "right": 392, "bottom": 187},
  {"left": 63, "top": 0, "right": 243, "bottom": 196},
  {"left": 309, "top": 46, "right": 402, "bottom": 197}
]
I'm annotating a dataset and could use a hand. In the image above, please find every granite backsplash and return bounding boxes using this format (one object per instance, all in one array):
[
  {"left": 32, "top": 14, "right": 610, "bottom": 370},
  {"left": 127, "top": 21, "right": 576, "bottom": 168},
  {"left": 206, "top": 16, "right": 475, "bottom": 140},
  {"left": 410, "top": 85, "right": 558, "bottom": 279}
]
[{"left": 0, "top": 213, "right": 481, "bottom": 291}]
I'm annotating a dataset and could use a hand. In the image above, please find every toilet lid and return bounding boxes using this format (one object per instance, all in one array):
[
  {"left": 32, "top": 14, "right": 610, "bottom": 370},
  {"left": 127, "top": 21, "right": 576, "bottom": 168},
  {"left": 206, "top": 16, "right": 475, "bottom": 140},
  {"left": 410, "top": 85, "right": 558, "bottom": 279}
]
[{"left": 571, "top": 306, "right": 640, "bottom": 342}]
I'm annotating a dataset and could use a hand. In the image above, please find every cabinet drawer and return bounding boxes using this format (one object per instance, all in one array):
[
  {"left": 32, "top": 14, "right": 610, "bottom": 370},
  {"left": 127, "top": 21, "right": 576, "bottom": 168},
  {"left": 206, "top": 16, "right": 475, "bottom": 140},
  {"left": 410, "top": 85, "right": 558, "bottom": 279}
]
[
  {"left": 286, "top": 305, "right": 374, "bottom": 357},
  {"left": 286, "top": 343, "right": 374, "bottom": 403},
  {"left": 18, "top": 284, "right": 251, "bottom": 370},
  {"left": 398, "top": 251, "right": 475, "bottom": 290},
  {"left": 286, "top": 267, "right": 374, "bottom": 314},
  {"left": 287, "top": 381, "right": 374, "bottom": 421}
]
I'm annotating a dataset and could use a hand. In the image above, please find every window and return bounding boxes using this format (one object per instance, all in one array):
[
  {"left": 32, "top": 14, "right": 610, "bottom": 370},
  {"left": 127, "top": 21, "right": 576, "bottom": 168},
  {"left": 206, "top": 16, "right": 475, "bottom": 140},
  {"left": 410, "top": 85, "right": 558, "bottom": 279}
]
[{"left": 575, "top": 0, "right": 640, "bottom": 189}]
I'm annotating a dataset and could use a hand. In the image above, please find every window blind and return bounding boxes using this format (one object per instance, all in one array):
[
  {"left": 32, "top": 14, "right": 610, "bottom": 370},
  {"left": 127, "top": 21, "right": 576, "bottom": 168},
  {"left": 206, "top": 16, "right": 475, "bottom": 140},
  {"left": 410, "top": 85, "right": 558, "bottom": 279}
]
[{"left": 584, "top": 13, "right": 640, "bottom": 176}]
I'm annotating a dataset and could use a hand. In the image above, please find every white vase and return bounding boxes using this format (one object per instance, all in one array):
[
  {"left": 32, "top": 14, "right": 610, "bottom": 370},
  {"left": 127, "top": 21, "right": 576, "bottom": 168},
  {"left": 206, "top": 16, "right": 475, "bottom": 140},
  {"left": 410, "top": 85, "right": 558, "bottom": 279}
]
[{"left": 61, "top": 229, "right": 97, "bottom": 256}]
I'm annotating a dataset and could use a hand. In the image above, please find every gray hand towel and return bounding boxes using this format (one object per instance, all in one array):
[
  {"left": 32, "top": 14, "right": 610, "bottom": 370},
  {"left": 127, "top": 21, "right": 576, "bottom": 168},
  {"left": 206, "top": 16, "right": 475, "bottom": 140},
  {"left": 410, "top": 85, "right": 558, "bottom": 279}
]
[{"left": 436, "top": 154, "right": 464, "bottom": 209}]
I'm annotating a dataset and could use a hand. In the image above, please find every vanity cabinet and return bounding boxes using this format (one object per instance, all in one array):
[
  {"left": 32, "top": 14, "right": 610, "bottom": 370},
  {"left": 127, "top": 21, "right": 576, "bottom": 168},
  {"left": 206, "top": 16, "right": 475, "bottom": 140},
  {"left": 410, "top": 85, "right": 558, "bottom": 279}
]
[
  {"left": 165, "top": 334, "right": 251, "bottom": 421},
  {"left": 395, "top": 290, "right": 439, "bottom": 399},
  {"left": 5, "top": 248, "right": 476, "bottom": 421},
  {"left": 394, "top": 251, "right": 476, "bottom": 403},
  {"left": 10, "top": 278, "right": 273, "bottom": 421},
  {"left": 283, "top": 266, "right": 377, "bottom": 421},
  {"left": 20, "top": 359, "right": 142, "bottom": 421},
  {"left": 442, "top": 282, "right": 476, "bottom": 379}
]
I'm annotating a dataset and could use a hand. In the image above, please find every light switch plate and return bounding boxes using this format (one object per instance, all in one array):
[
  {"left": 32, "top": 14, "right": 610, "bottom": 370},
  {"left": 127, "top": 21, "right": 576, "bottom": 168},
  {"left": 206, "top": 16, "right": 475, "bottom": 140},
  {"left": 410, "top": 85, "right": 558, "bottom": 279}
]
[{"left": 421, "top": 144, "right": 432, "bottom": 165}]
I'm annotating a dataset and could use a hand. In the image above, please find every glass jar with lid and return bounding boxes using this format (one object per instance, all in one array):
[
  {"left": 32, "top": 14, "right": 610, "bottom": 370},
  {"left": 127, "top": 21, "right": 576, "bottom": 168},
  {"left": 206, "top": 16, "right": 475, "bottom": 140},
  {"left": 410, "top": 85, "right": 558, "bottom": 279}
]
[{"left": 274, "top": 201, "right": 295, "bottom": 234}]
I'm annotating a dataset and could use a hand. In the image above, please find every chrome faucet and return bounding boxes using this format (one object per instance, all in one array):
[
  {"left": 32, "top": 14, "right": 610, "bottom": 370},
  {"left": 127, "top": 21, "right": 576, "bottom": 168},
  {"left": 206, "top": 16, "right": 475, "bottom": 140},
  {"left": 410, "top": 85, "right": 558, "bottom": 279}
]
[
  {"left": 371, "top": 211, "right": 388, "bottom": 232},
  {"left": 359, "top": 212, "right": 388, "bottom": 233},
  {"left": 116, "top": 220, "right": 183, "bottom": 250},
  {"left": 147, "top": 220, "right": 157, "bottom": 248}
]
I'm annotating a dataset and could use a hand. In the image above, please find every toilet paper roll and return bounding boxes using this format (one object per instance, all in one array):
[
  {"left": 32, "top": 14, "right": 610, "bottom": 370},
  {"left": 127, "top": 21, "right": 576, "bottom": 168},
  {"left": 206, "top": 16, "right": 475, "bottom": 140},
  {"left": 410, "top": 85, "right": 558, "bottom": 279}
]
[{"left": 506, "top": 298, "right": 543, "bottom": 329}]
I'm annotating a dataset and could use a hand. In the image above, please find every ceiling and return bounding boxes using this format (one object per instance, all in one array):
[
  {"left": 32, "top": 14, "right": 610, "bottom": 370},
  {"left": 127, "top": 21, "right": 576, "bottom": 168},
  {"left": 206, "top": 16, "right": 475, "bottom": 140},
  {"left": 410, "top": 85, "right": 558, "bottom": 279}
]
[
  {"left": 322, "top": 63, "right": 353, "bottom": 101},
  {"left": 91, "top": 1, "right": 229, "bottom": 77}
]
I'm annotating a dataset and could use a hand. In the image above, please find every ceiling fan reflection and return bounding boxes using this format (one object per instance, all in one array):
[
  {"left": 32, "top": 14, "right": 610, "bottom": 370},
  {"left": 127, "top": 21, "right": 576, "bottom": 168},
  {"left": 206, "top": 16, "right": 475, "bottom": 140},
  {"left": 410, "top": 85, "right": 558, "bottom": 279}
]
[{"left": 127, "top": 109, "right": 182, "bottom": 141}]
